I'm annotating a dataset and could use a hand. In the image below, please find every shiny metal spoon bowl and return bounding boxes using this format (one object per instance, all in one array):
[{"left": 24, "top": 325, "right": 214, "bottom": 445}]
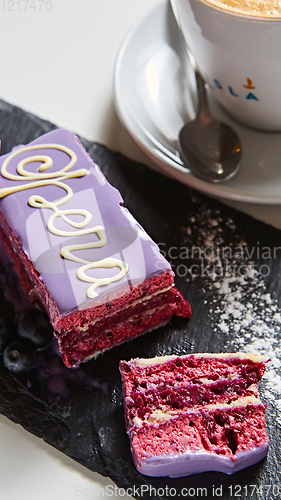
[{"left": 179, "top": 61, "right": 242, "bottom": 183}]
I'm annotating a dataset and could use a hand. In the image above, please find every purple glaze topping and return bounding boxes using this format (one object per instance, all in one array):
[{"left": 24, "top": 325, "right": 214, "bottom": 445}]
[
  {"left": 136, "top": 444, "right": 269, "bottom": 477},
  {"left": 0, "top": 130, "right": 171, "bottom": 315}
]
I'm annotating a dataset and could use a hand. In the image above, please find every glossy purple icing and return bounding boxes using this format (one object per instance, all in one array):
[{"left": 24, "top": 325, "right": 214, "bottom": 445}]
[
  {"left": 0, "top": 130, "right": 171, "bottom": 315},
  {"left": 135, "top": 443, "right": 269, "bottom": 477}
]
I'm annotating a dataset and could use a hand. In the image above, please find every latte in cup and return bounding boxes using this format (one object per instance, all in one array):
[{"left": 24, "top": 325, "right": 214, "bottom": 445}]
[
  {"left": 203, "top": 0, "right": 281, "bottom": 17},
  {"left": 171, "top": 0, "right": 281, "bottom": 130}
]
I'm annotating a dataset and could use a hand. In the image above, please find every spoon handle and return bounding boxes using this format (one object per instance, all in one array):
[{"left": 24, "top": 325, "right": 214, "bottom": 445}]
[
  {"left": 186, "top": 48, "right": 211, "bottom": 122},
  {"left": 195, "top": 70, "right": 211, "bottom": 122}
]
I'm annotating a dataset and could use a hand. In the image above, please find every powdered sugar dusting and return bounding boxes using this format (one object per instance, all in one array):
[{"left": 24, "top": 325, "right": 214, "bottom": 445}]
[
  {"left": 213, "top": 270, "right": 281, "bottom": 400},
  {"left": 181, "top": 201, "right": 281, "bottom": 418}
]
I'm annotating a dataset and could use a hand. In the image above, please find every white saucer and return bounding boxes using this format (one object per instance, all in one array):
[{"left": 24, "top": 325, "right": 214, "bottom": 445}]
[{"left": 114, "top": 0, "right": 281, "bottom": 204}]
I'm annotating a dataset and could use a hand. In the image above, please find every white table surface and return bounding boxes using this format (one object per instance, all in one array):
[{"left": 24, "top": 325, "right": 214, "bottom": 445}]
[{"left": 0, "top": 1, "right": 280, "bottom": 498}]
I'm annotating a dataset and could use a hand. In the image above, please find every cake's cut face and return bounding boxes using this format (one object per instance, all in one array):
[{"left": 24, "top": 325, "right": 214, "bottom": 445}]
[
  {"left": 119, "top": 353, "right": 269, "bottom": 477},
  {"left": 0, "top": 130, "right": 191, "bottom": 367}
]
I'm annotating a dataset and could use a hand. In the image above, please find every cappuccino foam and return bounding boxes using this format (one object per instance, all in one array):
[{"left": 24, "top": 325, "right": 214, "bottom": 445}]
[{"left": 205, "top": 0, "right": 281, "bottom": 17}]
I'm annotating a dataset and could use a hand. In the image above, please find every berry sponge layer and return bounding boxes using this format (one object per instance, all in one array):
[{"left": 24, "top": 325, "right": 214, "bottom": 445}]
[{"left": 119, "top": 353, "right": 269, "bottom": 477}]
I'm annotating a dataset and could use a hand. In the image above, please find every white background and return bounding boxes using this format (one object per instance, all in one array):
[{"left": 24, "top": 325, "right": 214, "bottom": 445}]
[{"left": 0, "top": 0, "right": 280, "bottom": 499}]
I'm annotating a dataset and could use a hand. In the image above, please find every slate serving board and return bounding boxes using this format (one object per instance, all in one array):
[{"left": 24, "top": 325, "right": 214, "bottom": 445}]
[{"left": 0, "top": 99, "right": 280, "bottom": 500}]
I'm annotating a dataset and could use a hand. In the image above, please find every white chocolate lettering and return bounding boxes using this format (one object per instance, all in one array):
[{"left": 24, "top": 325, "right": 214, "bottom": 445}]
[{"left": 0, "top": 144, "right": 129, "bottom": 298}]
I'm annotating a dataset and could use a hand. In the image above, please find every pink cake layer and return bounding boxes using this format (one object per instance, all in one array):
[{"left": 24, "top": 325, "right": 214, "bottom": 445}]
[
  {"left": 120, "top": 354, "right": 266, "bottom": 423},
  {"left": 119, "top": 354, "right": 269, "bottom": 477},
  {"left": 59, "top": 283, "right": 190, "bottom": 367},
  {"left": 131, "top": 404, "right": 268, "bottom": 476}
]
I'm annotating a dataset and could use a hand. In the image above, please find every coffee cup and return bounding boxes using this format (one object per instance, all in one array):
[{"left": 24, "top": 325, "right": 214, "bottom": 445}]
[{"left": 170, "top": 0, "right": 281, "bottom": 131}]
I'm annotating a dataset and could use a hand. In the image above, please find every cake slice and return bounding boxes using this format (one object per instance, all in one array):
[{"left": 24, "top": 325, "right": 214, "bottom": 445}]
[
  {"left": 119, "top": 353, "right": 269, "bottom": 476},
  {"left": 0, "top": 130, "right": 191, "bottom": 367}
]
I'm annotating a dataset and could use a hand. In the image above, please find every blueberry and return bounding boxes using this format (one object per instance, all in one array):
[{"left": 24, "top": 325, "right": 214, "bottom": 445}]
[
  {"left": 17, "top": 309, "right": 53, "bottom": 348},
  {"left": 0, "top": 317, "right": 15, "bottom": 354},
  {"left": 3, "top": 340, "right": 36, "bottom": 373}
]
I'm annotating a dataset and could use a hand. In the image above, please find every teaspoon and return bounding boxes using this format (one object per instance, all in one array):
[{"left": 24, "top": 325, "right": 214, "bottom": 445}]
[{"left": 179, "top": 58, "right": 242, "bottom": 183}]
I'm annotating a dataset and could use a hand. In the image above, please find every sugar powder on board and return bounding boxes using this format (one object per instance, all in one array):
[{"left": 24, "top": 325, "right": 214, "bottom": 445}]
[{"left": 180, "top": 198, "right": 281, "bottom": 417}]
